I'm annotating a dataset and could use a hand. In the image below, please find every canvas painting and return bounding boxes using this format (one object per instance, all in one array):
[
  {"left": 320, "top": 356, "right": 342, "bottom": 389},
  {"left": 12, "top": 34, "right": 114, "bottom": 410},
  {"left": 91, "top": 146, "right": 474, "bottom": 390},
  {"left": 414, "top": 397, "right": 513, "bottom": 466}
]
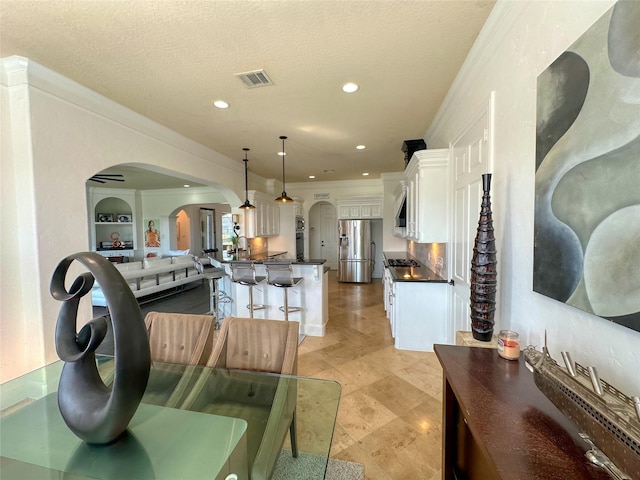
[
  {"left": 144, "top": 219, "right": 160, "bottom": 248},
  {"left": 534, "top": 1, "right": 639, "bottom": 333}
]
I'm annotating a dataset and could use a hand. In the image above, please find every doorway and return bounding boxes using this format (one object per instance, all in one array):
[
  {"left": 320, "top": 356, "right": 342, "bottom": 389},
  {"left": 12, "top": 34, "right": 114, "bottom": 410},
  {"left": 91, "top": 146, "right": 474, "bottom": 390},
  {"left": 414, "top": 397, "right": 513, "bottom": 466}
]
[
  {"left": 200, "top": 208, "right": 216, "bottom": 251},
  {"left": 450, "top": 95, "right": 494, "bottom": 341},
  {"left": 309, "top": 202, "right": 338, "bottom": 270},
  {"left": 176, "top": 209, "right": 190, "bottom": 251}
]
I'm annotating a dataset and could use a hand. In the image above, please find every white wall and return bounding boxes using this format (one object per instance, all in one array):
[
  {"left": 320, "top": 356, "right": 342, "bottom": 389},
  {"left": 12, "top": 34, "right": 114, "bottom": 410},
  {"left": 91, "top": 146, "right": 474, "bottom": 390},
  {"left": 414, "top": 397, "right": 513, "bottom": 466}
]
[
  {"left": 286, "top": 178, "right": 393, "bottom": 259},
  {"left": 0, "top": 57, "right": 248, "bottom": 382},
  {"left": 427, "top": 0, "right": 639, "bottom": 394}
]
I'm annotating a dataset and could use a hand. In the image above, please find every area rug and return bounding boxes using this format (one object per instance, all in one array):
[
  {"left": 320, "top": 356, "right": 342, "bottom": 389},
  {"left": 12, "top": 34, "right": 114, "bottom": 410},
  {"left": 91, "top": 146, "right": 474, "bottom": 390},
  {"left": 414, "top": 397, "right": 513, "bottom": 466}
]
[{"left": 273, "top": 449, "right": 364, "bottom": 480}]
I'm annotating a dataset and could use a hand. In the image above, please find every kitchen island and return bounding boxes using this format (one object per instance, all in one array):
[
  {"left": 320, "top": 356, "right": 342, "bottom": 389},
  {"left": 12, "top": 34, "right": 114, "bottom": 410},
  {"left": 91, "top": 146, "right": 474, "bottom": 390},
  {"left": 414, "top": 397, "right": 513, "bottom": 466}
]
[{"left": 207, "top": 253, "right": 329, "bottom": 337}]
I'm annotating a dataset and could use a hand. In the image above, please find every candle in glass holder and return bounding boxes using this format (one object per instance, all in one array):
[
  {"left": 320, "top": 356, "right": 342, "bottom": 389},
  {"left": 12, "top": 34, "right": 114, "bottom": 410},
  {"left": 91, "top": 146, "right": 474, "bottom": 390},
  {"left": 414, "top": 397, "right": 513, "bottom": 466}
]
[{"left": 498, "top": 330, "right": 520, "bottom": 360}]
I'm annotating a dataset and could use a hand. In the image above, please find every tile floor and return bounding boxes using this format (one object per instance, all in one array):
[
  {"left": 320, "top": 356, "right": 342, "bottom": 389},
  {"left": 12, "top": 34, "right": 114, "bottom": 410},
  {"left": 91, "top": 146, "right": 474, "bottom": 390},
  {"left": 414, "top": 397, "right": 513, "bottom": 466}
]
[
  {"left": 298, "top": 275, "right": 443, "bottom": 480},
  {"left": 95, "top": 273, "right": 444, "bottom": 478}
]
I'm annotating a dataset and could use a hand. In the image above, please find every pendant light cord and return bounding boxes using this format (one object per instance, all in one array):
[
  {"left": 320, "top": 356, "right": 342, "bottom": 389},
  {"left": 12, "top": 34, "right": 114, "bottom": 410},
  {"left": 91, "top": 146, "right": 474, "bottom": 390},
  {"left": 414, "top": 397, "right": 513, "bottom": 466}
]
[{"left": 280, "top": 135, "right": 287, "bottom": 193}]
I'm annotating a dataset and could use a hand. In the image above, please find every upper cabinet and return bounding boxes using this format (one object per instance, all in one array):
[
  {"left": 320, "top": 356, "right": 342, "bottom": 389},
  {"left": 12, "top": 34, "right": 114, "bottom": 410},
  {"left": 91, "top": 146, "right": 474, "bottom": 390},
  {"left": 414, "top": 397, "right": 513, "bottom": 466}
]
[
  {"left": 337, "top": 195, "right": 383, "bottom": 219},
  {"left": 244, "top": 191, "right": 280, "bottom": 238},
  {"left": 88, "top": 188, "right": 137, "bottom": 256},
  {"left": 405, "top": 149, "right": 449, "bottom": 243}
]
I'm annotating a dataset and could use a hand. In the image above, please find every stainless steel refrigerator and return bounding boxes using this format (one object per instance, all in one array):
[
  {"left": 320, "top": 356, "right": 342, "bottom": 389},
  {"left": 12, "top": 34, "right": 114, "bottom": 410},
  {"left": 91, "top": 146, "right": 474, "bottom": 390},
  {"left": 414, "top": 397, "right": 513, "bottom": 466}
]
[{"left": 338, "top": 219, "right": 373, "bottom": 283}]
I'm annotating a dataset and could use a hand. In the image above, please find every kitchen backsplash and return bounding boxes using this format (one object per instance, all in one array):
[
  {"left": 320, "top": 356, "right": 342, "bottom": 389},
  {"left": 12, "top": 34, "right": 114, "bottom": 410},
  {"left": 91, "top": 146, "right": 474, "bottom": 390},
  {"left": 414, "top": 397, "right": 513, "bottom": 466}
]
[
  {"left": 247, "top": 237, "right": 267, "bottom": 254},
  {"left": 409, "top": 241, "right": 448, "bottom": 278}
]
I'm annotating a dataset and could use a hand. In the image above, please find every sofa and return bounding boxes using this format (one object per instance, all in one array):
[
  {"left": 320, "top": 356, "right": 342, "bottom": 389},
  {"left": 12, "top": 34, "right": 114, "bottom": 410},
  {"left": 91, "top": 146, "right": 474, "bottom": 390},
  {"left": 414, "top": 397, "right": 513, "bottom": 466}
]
[{"left": 92, "top": 255, "right": 204, "bottom": 307}]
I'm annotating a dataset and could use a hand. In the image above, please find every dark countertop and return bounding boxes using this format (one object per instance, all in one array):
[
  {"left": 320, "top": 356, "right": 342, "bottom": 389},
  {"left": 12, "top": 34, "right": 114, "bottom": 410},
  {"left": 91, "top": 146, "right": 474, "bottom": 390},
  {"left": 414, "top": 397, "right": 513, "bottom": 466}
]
[
  {"left": 383, "top": 251, "right": 448, "bottom": 283},
  {"left": 217, "top": 251, "right": 326, "bottom": 265}
]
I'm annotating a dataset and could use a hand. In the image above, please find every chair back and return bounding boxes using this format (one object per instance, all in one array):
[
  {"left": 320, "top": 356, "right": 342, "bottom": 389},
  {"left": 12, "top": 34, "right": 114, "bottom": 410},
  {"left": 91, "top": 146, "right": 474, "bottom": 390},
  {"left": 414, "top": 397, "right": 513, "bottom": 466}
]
[
  {"left": 265, "top": 262, "right": 296, "bottom": 287},
  {"left": 207, "top": 317, "right": 298, "bottom": 375},
  {"left": 144, "top": 311, "right": 215, "bottom": 365},
  {"left": 230, "top": 263, "right": 258, "bottom": 284}
]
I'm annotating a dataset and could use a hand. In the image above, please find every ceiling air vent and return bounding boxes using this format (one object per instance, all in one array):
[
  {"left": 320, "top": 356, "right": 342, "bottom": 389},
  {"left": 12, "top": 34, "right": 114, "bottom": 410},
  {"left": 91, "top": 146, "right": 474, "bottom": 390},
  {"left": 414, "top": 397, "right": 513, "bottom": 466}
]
[{"left": 235, "top": 69, "right": 274, "bottom": 88}]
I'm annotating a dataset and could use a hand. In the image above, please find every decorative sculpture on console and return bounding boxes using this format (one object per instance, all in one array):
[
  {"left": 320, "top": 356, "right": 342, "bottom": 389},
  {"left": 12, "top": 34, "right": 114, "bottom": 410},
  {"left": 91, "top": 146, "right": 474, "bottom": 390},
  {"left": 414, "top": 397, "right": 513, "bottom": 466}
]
[
  {"left": 470, "top": 173, "right": 498, "bottom": 341},
  {"left": 51, "top": 252, "right": 150, "bottom": 444}
]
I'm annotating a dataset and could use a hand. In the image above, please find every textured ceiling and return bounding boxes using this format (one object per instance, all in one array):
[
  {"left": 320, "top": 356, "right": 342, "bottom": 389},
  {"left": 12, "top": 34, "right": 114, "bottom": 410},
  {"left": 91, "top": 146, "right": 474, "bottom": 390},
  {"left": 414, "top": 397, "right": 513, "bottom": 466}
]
[{"left": 1, "top": 0, "right": 495, "bottom": 188}]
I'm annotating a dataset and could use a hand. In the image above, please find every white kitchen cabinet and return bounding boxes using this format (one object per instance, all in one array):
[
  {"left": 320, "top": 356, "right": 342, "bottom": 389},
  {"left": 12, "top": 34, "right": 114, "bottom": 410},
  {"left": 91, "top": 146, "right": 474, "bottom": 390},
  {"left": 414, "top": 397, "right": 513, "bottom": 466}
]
[
  {"left": 391, "top": 280, "right": 449, "bottom": 352},
  {"left": 405, "top": 149, "right": 449, "bottom": 243},
  {"left": 244, "top": 191, "right": 280, "bottom": 237},
  {"left": 383, "top": 267, "right": 397, "bottom": 337},
  {"left": 337, "top": 195, "right": 383, "bottom": 219}
]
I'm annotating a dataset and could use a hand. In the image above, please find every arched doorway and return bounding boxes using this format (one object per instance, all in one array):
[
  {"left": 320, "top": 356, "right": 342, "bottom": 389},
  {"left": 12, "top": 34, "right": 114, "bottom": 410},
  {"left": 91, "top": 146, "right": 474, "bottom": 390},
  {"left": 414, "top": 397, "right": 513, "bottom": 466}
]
[
  {"left": 176, "top": 209, "right": 190, "bottom": 251},
  {"left": 309, "top": 201, "right": 338, "bottom": 270}
]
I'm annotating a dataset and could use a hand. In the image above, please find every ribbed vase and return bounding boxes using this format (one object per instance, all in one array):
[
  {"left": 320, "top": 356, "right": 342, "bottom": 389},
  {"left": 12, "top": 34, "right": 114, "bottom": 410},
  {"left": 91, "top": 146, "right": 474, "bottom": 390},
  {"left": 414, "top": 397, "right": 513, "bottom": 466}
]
[{"left": 470, "top": 173, "right": 497, "bottom": 341}]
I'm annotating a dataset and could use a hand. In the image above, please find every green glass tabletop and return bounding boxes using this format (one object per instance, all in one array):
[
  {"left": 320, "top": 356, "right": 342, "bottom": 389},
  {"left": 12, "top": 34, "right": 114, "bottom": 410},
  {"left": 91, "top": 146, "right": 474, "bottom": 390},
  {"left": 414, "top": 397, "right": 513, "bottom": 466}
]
[{"left": 0, "top": 357, "right": 341, "bottom": 480}]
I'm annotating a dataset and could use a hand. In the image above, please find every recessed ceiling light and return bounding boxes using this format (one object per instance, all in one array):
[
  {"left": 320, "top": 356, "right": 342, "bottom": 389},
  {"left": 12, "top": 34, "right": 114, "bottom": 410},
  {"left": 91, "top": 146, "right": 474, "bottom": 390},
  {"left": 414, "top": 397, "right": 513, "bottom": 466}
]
[
  {"left": 278, "top": 152, "right": 286, "bottom": 156},
  {"left": 362, "top": 173, "right": 369, "bottom": 176},
  {"left": 308, "top": 175, "right": 316, "bottom": 179},
  {"left": 212, "top": 100, "right": 229, "bottom": 109},
  {"left": 183, "top": 184, "right": 191, "bottom": 187},
  {"left": 356, "top": 145, "right": 366, "bottom": 150},
  {"left": 342, "top": 82, "right": 359, "bottom": 93}
]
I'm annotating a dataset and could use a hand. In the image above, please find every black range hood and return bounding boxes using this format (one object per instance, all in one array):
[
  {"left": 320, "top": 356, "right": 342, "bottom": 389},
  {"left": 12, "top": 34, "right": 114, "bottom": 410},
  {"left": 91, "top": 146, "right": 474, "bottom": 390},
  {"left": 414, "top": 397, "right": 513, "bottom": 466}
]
[{"left": 401, "top": 139, "right": 427, "bottom": 168}]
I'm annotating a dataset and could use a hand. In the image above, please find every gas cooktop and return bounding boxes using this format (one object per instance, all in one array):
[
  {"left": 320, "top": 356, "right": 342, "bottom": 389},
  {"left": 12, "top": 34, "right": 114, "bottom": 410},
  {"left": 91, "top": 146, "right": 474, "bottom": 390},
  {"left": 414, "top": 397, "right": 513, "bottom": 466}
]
[{"left": 387, "top": 258, "right": 420, "bottom": 267}]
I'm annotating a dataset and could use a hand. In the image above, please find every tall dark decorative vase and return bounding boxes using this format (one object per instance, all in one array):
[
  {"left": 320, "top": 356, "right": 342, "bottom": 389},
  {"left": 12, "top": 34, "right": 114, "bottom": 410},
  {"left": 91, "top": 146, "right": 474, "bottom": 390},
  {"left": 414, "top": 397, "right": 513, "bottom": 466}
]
[{"left": 470, "top": 173, "right": 497, "bottom": 341}]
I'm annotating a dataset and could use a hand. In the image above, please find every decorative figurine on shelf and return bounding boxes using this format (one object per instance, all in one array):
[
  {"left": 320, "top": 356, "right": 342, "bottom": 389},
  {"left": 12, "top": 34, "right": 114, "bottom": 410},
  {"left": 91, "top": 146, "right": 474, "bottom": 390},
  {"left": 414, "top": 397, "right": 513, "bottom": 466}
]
[
  {"left": 50, "top": 252, "right": 150, "bottom": 444},
  {"left": 470, "top": 173, "right": 498, "bottom": 341}
]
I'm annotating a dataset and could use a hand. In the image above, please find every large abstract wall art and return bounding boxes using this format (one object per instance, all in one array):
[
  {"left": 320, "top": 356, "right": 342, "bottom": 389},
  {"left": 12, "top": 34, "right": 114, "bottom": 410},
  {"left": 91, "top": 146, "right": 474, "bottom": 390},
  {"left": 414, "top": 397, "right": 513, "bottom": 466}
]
[{"left": 534, "top": 0, "right": 640, "bottom": 333}]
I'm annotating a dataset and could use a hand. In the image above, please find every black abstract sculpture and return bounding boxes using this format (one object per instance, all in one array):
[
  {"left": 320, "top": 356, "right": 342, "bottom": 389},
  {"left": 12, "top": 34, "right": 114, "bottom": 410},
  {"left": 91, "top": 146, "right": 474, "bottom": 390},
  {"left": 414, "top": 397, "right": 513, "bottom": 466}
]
[
  {"left": 470, "top": 174, "right": 498, "bottom": 341},
  {"left": 51, "top": 252, "right": 150, "bottom": 444}
]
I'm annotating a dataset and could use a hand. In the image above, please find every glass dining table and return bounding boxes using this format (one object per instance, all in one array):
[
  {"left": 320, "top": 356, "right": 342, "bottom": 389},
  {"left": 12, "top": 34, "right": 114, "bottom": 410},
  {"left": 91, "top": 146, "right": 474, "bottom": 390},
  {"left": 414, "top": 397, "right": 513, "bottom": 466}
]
[{"left": 0, "top": 356, "right": 341, "bottom": 480}]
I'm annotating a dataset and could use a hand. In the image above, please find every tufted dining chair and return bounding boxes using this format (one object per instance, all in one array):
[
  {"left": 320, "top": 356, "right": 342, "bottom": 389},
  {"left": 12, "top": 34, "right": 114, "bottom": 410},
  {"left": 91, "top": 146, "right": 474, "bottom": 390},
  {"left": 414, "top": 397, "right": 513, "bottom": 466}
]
[
  {"left": 142, "top": 311, "right": 217, "bottom": 407},
  {"left": 180, "top": 316, "right": 299, "bottom": 480}
]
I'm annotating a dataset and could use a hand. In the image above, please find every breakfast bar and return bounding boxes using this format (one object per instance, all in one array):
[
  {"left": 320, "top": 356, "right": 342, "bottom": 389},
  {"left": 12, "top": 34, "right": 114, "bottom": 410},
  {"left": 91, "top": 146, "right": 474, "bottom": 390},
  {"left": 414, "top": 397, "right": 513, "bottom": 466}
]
[{"left": 207, "top": 254, "right": 330, "bottom": 337}]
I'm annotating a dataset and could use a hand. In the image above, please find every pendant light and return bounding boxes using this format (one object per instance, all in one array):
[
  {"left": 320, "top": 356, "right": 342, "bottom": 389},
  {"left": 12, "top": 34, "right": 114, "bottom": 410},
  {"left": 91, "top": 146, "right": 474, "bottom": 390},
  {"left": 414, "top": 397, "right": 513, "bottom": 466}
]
[
  {"left": 239, "top": 148, "right": 256, "bottom": 210},
  {"left": 275, "top": 135, "right": 294, "bottom": 203}
]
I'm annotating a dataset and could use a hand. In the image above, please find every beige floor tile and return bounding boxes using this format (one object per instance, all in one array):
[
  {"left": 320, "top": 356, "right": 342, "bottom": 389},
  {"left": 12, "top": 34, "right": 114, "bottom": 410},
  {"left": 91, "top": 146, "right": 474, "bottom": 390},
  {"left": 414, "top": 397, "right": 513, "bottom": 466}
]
[
  {"left": 357, "top": 416, "right": 439, "bottom": 479},
  {"left": 362, "top": 373, "right": 429, "bottom": 417},
  {"left": 297, "top": 349, "right": 334, "bottom": 376},
  {"left": 335, "top": 390, "right": 397, "bottom": 442},
  {"left": 333, "top": 442, "right": 393, "bottom": 480},
  {"left": 295, "top": 276, "right": 445, "bottom": 478},
  {"left": 395, "top": 358, "right": 444, "bottom": 398}
]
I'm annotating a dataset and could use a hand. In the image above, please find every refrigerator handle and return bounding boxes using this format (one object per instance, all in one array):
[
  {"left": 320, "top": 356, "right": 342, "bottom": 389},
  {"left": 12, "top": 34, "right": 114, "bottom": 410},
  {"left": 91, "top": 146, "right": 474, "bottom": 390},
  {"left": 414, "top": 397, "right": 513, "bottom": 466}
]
[{"left": 371, "top": 241, "right": 376, "bottom": 271}]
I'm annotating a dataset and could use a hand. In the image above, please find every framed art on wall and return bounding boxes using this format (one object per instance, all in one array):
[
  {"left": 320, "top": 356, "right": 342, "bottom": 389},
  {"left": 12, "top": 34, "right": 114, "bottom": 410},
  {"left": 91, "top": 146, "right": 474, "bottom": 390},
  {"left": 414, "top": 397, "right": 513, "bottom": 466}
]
[
  {"left": 97, "top": 213, "right": 114, "bottom": 223},
  {"left": 533, "top": 1, "right": 640, "bottom": 333}
]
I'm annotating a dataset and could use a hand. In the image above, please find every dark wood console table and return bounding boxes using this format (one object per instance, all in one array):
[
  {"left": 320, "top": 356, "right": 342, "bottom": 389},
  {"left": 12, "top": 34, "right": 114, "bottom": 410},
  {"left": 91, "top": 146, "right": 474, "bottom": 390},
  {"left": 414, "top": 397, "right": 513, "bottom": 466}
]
[{"left": 434, "top": 344, "right": 609, "bottom": 479}]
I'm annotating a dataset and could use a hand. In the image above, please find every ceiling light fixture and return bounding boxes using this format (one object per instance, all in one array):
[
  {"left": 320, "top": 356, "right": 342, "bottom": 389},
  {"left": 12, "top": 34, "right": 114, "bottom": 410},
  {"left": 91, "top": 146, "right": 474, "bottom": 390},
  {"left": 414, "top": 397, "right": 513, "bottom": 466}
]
[
  {"left": 342, "top": 82, "right": 359, "bottom": 93},
  {"left": 275, "top": 136, "right": 294, "bottom": 203},
  {"left": 362, "top": 173, "right": 369, "bottom": 176},
  {"left": 239, "top": 148, "right": 256, "bottom": 210},
  {"left": 183, "top": 184, "right": 191, "bottom": 188},
  {"left": 356, "top": 145, "right": 366, "bottom": 150},
  {"left": 308, "top": 175, "right": 316, "bottom": 179},
  {"left": 213, "top": 100, "right": 229, "bottom": 109}
]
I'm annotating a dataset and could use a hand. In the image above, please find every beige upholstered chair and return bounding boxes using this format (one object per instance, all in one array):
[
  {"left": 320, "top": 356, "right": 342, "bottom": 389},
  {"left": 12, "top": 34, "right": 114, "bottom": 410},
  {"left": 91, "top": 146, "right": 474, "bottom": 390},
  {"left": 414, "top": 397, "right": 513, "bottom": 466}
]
[
  {"left": 143, "top": 311, "right": 216, "bottom": 407},
  {"left": 144, "top": 311, "right": 216, "bottom": 365},
  {"left": 180, "top": 317, "right": 299, "bottom": 480}
]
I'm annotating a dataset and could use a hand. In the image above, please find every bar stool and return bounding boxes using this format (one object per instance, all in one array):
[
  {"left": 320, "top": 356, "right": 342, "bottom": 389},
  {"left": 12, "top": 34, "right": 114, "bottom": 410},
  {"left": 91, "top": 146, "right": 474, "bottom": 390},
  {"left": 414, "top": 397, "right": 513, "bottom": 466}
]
[
  {"left": 196, "top": 250, "right": 232, "bottom": 329},
  {"left": 230, "top": 262, "right": 267, "bottom": 318},
  {"left": 266, "top": 262, "right": 303, "bottom": 321},
  {"left": 203, "top": 268, "right": 232, "bottom": 329}
]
